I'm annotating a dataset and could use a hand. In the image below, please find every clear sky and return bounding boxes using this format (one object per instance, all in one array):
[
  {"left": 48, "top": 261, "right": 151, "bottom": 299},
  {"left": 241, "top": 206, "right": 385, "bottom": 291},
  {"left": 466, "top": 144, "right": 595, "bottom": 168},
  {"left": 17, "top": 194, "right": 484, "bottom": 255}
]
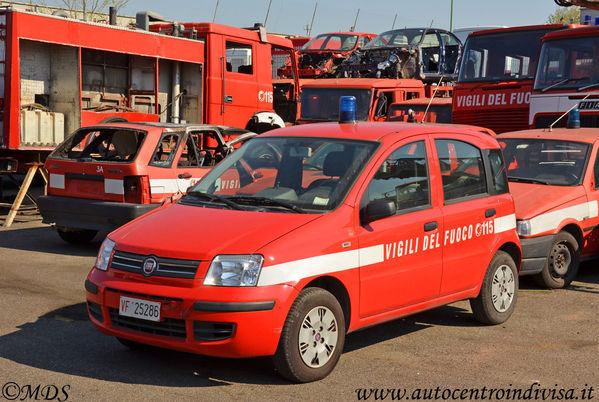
[{"left": 114, "top": 0, "right": 564, "bottom": 36}]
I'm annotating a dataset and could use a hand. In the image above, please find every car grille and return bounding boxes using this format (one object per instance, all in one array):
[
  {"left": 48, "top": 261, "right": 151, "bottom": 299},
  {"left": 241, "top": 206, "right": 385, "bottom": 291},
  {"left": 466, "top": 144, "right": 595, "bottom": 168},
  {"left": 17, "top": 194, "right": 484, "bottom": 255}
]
[
  {"left": 452, "top": 108, "right": 529, "bottom": 134},
  {"left": 110, "top": 250, "right": 201, "bottom": 279},
  {"left": 87, "top": 301, "right": 104, "bottom": 322},
  {"left": 193, "top": 321, "right": 236, "bottom": 341},
  {"left": 108, "top": 308, "right": 187, "bottom": 339}
]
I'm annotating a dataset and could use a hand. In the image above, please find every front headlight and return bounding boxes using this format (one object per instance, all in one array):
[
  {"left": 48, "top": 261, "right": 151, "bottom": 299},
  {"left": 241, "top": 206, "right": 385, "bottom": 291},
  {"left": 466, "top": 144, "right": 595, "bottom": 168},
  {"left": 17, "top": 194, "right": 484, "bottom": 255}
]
[
  {"left": 517, "top": 220, "right": 531, "bottom": 236},
  {"left": 95, "top": 238, "right": 116, "bottom": 271},
  {"left": 204, "top": 255, "right": 264, "bottom": 287}
]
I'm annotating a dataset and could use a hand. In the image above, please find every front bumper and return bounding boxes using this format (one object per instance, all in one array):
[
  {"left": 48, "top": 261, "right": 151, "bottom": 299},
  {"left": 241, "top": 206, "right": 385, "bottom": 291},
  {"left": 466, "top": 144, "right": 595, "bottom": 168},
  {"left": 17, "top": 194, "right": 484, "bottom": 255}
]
[
  {"left": 85, "top": 269, "right": 297, "bottom": 358},
  {"left": 519, "top": 234, "right": 555, "bottom": 275},
  {"left": 38, "top": 195, "right": 159, "bottom": 232}
]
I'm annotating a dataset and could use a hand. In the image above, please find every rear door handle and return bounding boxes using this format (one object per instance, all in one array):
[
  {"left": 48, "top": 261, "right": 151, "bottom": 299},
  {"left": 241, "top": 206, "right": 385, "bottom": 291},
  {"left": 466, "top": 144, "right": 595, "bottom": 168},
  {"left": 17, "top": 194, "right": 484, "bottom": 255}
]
[
  {"left": 485, "top": 208, "right": 496, "bottom": 218},
  {"left": 424, "top": 221, "right": 438, "bottom": 232},
  {"left": 178, "top": 173, "right": 192, "bottom": 179}
]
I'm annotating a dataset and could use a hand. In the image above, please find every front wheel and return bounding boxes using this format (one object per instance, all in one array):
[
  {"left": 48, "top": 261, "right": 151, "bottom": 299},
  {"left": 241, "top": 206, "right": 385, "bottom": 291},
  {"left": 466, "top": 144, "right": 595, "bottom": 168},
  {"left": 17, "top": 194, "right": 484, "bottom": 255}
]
[
  {"left": 56, "top": 227, "right": 98, "bottom": 244},
  {"left": 470, "top": 251, "right": 518, "bottom": 325},
  {"left": 273, "top": 288, "right": 345, "bottom": 383},
  {"left": 533, "top": 232, "right": 580, "bottom": 289}
]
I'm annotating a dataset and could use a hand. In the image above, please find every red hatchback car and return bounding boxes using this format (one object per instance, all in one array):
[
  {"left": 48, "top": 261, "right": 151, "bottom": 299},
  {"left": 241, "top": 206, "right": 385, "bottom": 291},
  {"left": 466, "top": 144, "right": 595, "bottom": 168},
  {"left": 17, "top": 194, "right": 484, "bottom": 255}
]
[{"left": 38, "top": 122, "right": 256, "bottom": 243}]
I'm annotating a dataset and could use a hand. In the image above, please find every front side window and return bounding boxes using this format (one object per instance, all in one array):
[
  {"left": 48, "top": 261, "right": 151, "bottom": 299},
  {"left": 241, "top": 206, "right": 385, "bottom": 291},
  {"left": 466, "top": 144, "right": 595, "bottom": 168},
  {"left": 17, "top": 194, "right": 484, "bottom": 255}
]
[
  {"left": 226, "top": 41, "right": 253, "bottom": 74},
  {"left": 300, "top": 88, "right": 372, "bottom": 121},
  {"left": 185, "top": 137, "right": 378, "bottom": 213},
  {"left": 365, "top": 141, "right": 430, "bottom": 213},
  {"left": 150, "top": 133, "right": 182, "bottom": 168},
  {"left": 500, "top": 138, "right": 590, "bottom": 186},
  {"left": 435, "top": 139, "right": 487, "bottom": 202}
]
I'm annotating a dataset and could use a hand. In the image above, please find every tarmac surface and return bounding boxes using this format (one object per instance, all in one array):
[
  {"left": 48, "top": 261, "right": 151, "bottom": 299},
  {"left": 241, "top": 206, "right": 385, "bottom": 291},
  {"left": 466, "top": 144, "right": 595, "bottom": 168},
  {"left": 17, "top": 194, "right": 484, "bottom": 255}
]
[{"left": 0, "top": 212, "right": 597, "bottom": 401}]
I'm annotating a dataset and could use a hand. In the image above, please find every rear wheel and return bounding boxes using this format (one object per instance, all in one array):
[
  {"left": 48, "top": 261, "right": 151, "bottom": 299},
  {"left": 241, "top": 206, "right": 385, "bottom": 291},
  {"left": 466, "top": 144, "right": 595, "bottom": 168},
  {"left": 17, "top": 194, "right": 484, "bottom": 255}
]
[
  {"left": 273, "top": 288, "right": 345, "bottom": 383},
  {"left": 470, "top": 251, "right": 518, "bottom": 325},
  {"left": 533, "top": 232, "right": 579, "bottom": 289},
  {"left": 56, "top": 227, "right": 97, "bottom": 244}
]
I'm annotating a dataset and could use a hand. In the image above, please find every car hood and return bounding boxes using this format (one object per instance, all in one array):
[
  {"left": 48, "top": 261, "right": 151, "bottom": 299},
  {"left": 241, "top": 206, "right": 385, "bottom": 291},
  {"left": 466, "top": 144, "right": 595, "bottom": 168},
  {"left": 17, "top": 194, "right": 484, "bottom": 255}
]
[
  {"left": 109, "top": 203, "right": 323, "bottom": 261},
  {"left": 509, "top": 182, "right": 588, "bottom": 220}
]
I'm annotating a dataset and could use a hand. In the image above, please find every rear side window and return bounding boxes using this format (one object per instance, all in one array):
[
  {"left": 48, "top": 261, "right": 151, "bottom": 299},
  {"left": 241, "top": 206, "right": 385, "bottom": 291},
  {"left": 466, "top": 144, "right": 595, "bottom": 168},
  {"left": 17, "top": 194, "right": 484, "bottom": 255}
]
[
  {"left": 50, "top": 128, "right": 145, "bottom": 162},
  {"left": 435, "top": 139, "right": 487, "bottom": 203},
  {"left": 150, "top": 133, "right": 182, "bottom": 168}
]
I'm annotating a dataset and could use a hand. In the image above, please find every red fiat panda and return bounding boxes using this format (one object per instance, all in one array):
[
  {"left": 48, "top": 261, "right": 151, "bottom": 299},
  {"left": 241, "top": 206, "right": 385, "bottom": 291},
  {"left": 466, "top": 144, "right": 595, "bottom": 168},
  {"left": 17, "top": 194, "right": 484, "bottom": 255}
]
[{"left": 85, "top": 114, "right": 520, "bottom": 382}]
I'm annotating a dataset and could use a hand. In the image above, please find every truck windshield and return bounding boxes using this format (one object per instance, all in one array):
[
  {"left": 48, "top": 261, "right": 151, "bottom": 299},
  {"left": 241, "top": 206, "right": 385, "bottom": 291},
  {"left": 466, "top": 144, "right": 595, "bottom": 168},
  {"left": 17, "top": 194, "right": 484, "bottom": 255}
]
[
  {"left": 458, "top": 29, "right": 550, "bottom": 82},
  {"left": 499, "top": 138, "right": 590, "bottom": 186},
  {"left": 185, "top": 136, "right": 378, "bottom": 212},
  {"left": 301, "top": 33, "right": 359, "bottom": 51},
  {"left": 300, "top": 88, "right": 372, "bottom": 121},
  {"left": 534, "top": 37, "right": 599, "bottom": 92}
]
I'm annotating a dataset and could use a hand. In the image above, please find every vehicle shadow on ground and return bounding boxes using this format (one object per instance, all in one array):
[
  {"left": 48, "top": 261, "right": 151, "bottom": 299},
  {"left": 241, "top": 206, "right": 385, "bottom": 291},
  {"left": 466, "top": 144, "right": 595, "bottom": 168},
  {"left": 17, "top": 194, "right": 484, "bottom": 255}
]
[
  {"left": 0, "top": 302, "right": 477, "bottom": 386},
  {"left": 0, "top": 225, "right": 102, "bottom": 257}
]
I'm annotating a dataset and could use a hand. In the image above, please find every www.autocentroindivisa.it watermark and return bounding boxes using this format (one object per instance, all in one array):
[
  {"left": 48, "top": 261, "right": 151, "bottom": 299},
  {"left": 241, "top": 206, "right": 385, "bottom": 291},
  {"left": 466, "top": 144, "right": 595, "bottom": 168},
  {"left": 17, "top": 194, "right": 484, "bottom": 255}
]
[
  {"left": 1, "top": 382, "right": 70, "bottom": 401},
  {"left": 354, "top": 383, "right": 595, "bottom": 400}
]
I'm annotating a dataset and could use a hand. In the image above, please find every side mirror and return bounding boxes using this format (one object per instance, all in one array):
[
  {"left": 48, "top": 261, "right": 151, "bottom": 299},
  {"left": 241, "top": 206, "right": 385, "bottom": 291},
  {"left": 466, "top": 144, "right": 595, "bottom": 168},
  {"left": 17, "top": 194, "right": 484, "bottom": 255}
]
[{"left": 362, "top": 199, "right": 396, "bottom": 224}]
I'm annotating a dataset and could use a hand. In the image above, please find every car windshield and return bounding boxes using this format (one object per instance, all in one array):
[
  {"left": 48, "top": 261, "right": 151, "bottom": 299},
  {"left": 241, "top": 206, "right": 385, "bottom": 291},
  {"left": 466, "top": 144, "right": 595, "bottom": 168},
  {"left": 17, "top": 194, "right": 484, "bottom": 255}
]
[
  {"left": 49, "top": 127, "right": 146, "bottom": 162},
  {"left": 184, "top": 136, "right": 378, "bottom": 213},
  {"left": 364, "top": 28, "right": 429, "bottom": 49},
  {"left": 387, "top": 103, "right": 452, "bottom": 123},
  {"left": 499, "top": 138, "right": 590, "bottom": 186},
  {"left": 301, "top": 34, "right": 359, "bottom": 51},
  {"left": 534, "top": 36, "right": 599, "bottom": 92},
  {"left": 300, "top": 88, "right": 372, "bottom": 121},
  {"left": 458, "top": 29, "right": 551, "bottom": 82}
]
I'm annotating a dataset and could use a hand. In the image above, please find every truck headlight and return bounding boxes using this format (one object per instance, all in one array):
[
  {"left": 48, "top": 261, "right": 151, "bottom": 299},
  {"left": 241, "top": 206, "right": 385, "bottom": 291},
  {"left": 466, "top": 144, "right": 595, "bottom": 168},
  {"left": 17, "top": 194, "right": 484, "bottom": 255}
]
[
  {"left": 95, "top": 238, "right": 116, "bottom": 271},
  {"left": 517, "top": 220, "right": 531, "bottom": 237},
  {"left": 204, "top": 255, "right": 264, "bottom": 287}
]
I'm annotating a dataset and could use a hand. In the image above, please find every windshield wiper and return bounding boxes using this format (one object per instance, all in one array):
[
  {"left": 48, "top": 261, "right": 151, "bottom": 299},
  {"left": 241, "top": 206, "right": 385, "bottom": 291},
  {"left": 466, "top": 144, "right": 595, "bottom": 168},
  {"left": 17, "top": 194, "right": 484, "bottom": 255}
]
[
  {"left": 185, "top": 191, "right": 245, "bottom": 210},
  {"left": 578, "top": 81, "right": 599, "bottom": 91},
  {"left": 228, "top": 196, "right": 305, "bottom": 213},
  {"left": 508, "top": 176, "right": 551, "bottom": 185},
  {"left": 541, "top": 77, "right": 585, "bottom": 93}
]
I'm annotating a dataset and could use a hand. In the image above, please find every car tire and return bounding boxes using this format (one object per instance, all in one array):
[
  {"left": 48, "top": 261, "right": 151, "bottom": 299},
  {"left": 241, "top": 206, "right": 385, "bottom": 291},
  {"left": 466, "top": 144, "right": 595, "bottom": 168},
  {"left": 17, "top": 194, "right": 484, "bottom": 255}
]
[
  {"left": 56, "top": 227, "right": 98, "bottom": 244},
  {"left": 533, "top": 232, "right": 579, "bottom": 289},
  {"left": 273, "top": 287, "right": 345, "bottom": 383},
  {"left": 470, "top": 250, "right": 518, "bottom": 325}
]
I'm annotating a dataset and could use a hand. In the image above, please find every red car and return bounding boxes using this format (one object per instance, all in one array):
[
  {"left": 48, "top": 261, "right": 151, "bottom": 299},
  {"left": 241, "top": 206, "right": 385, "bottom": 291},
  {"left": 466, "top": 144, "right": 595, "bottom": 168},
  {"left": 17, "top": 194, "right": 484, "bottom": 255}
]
[
  {"left": 86, "top": 117, "right": 520, "bottom": 382},
  {"left": 38, "top": 122, "right": 256, "bottom": 243}
]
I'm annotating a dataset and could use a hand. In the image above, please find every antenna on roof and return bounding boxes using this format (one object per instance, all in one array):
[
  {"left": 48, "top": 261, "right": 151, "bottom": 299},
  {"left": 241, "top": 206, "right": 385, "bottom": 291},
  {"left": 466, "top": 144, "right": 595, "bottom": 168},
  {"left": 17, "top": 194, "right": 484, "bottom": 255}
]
[
  {"left": 350, "top": 8, "right": 360, "bottom": 32},
  {"left": 212, "top": 0, "right": 219, "bottom": 23},
  {"left": 264, "top": 0, "right": 273, "bottom": 27},
  {"left": 307, "top": 2, "right": 317, "bottom": 36},
  {"left": 548, "top": 93, "right": 590, "bottom": 131},
  {"left": 392, "top": 14, "right": 397, "bottom": 29},
  {"left": 421, "top": 75, "right": 445, "bottom": 123}
]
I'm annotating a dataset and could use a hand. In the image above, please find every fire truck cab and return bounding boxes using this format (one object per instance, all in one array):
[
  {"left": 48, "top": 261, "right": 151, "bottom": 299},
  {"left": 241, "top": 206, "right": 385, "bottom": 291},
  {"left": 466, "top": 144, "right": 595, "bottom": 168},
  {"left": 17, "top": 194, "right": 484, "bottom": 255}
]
[
  {"left": 530, "top": 26, "right": 599, "bottom": 128},
  {"left": 85, "top": 101, "right": 521, "bottom": 382},
  {"left": 453, "top": 25, "right": 573, "bottom": 133}
]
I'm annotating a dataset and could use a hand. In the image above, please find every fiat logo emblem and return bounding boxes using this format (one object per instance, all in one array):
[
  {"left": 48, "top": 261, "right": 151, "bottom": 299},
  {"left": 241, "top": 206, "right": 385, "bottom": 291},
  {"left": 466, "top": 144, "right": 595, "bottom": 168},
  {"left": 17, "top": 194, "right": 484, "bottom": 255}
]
[{"left": 142, "top": 257, "right": 158, "bottom": 276}]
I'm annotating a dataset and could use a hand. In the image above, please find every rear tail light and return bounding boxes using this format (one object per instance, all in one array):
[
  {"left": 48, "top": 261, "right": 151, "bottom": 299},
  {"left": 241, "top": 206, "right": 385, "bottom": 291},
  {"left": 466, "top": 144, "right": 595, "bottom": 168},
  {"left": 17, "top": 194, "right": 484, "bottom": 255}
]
[{"left": 124, "top": 175, "right": 150, "bottom": 204}]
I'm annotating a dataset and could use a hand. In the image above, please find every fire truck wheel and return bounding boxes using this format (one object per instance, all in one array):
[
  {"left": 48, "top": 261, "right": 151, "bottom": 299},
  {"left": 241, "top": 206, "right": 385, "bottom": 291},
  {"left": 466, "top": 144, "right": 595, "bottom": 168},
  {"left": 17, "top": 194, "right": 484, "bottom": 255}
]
[
  {"left": 99, "top": 116, "right": 128, "bottom": 123},
  {"left": 56, "top": 227, "right": 98, "bottom": 244},
  {"left": 533, "top": 231, "right": 580, "bottom": 289},
  {"left": 273, "top": 287, "right": 345, "bottom": 383},
  {"left": 470, "top": 251, "right": 518, "bottom": 325}
]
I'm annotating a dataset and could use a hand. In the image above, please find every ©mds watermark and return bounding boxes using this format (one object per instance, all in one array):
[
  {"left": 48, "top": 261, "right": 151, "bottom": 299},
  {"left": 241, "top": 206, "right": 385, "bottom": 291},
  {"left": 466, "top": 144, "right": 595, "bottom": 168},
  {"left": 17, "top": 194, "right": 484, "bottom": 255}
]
[{"left": 1, "top": 382, "right": 70, "bottom": 401}]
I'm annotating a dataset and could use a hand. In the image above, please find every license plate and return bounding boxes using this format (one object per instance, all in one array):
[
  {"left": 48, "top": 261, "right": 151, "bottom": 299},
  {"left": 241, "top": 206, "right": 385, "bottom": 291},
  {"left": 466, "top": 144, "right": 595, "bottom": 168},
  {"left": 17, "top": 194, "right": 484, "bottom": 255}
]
[{"left": 119, "top": 296, "right": 161, "bottom": 322}]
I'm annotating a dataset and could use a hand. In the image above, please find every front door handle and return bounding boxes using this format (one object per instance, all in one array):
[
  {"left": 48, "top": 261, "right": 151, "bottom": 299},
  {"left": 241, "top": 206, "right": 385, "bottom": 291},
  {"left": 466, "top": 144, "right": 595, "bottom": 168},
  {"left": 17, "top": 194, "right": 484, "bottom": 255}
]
[
  {"left": 485, "top": 208, "right": 496, "bottom": 218},
  {"left": 424, "top": 221, "right": 438, "bottom": 232},
  {"left": 178, "top": 173, "right": 192, "bottom": 179}
]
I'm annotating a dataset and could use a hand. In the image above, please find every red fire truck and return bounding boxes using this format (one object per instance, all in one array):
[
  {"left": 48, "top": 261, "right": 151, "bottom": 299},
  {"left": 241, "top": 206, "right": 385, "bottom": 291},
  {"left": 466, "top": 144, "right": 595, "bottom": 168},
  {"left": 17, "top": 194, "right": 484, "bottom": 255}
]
[
  {"left": 0, "top": 9, "right": 299, "bottom": 165},
  {"left": 452, "top": 25, "right": 574, "bottom": 133},
  {"left": 529, "top": 26, "right": 599, "bottom": 128}
]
